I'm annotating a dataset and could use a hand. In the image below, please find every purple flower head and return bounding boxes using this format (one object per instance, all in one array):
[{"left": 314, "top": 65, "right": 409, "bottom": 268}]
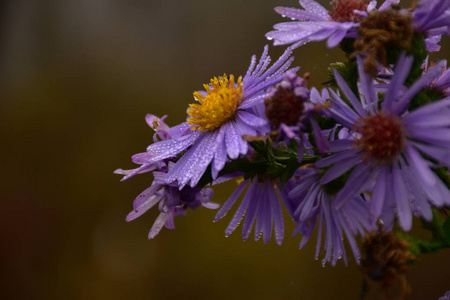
[
  {"left": 265, "top": 0, "right": 398, "bottom": 49},
  {"left": 213, "top": 178, "right": 285, "bottom": 245},
  {"left": 131, "top": 46, "right": 299, "bottom": 189},
  {"left": 122, "top": 163, "right": 217, "bottom": 239},
  {"left": 316, "top": 53, "right": 450, "bottom": 231},
  {"left": 265, "top": 72, "right": 330, "bottom": 157},
  {"left": 115, "top": 115, "right": 218, "bottom": 238},
  {"left": 412, "top": 0, "right": 450, "bottom": 51},
  {"left": 287, "top": 167, "right": 375, "bottom": 266},
  {"left": 265, "top": 71, "right": 310, "bottom": 130}
]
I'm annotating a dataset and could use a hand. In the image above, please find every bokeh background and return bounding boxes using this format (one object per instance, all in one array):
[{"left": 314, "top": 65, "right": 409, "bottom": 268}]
[{"left": 1, "top": 0, "right": 449, "bottom": 299}]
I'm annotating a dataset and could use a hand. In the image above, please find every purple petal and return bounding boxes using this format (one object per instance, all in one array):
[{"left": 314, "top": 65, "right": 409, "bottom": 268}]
[
  {"left": 271, "top": 186, "right": 285, "bottom": 245},
  {"left": 148, "top": 212, "right": 170, "bottom": 239},
  {"left": 316, "top": 148, "right": 359, "bottom": 169},
  {"left": 326, "top": 29, "right": 347, "bottom": 48},
  {"left": 356, "top": 56, "right": 377, "bottom": 113},
  {"left": 370, "top": 166, "right": 387, "bottom": 221},
  {"left": 238, "top": 94, "right": 266, "bottom": 109},
  {"left": 328, "top": 139, "right": 354, "bottom": 152},
  {"left": 224, "top": 122, "right": 240, "bottom": 159},
  {"left": 320, "top": 153, "right": 361, "bottom": 184},
  {"left": 334, "top": 163, "right": 375, "bottom": 208},
  {"left": 299, "top": 0, "right": 329, "bottom": 19},
  {"left": 404, "top": 144, "right": 437, "bottom": 186},
  {"left": 212, "top": 128, "right": 227, "bottom": 179},
  {"left": 214, "top": 179, "right": 248, "bottom": 222},
  {"left": 411, "top": 142, "right": 450, "bottom": 166},
  {"left": 225, "top": 181, "right": 253, "bottom": 236},
  {"left": 274, "top": 6, "right": 327, "bottom": 21},
  {"left": 133, "top": 182, "right": 163, "bottom": 210},
  {"left": 237, "top": 111, "right": 268, "bottom": 127},
  {"left": 393, "top": 60, "right": 447, "bottom": 114},
  {"left": 242, "top": 183, "right": 260, "bottom": 241},
  {"left": 382, "top": 53, "right": 413, "bottom": 112},
  {"left": 146, "top": 129, "right": 199, "bottom": 154},
  {"left": 333, "top": 69, "right": 366, "bottom": 117},
  {"left": 392, "top": 164, "right": 412, "bottom": 231}
]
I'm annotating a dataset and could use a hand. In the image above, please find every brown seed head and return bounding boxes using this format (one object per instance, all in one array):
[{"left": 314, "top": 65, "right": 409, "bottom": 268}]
[
  {"left": 353, "top": 6, "right": 413, "bottom": 76},
  {"left": 360, "top": 227, "right": 417, "bottom": 288}
]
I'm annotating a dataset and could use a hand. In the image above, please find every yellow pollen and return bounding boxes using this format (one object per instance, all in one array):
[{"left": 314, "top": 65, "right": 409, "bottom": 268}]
[{"left": 188, "top": 74, "right": 243, "bottom": 131}]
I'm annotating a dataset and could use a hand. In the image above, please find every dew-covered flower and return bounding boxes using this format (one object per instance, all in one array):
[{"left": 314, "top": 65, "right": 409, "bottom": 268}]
[
  {"left": 115, "top": 115, "right": 218, "bottom": 238},
  {"left": 123, "top": 164, "right": 217, "bottom": 239},
  {"left": 213, "top": 178, "right": 285, "bottom": 245},
  {"left": 265, "top": 0, "right": 397, "bottom": 49},
  {"left": 316, "top": 54, "right": 450, "bottom": 231},
  {"left": 286, "top": 167, "right": 375, "bottom": 265},
  {"left": 131, "top": 46, "right": 298, "bottom": 189}
]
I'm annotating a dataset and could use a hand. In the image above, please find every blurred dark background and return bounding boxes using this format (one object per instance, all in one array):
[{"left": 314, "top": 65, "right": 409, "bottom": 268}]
[{"left": 0, "top": 0, "right": 449, "bottom": 299}]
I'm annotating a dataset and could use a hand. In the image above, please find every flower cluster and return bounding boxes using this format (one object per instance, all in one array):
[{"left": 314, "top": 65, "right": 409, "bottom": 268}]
[{"left": 116, "top": 0, "right": 450, "bottom": 275}]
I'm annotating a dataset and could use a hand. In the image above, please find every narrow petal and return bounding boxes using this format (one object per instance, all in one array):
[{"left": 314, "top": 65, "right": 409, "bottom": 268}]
[
  {"left": 242, "top": 184, "right": 260, "bottom": 241},
  {"left": 370, "top": 166, "right": 387, "bottom": 221},
  {"left": 237, "top": 111, "right": 268, "bottom": 128},
  {"left": 214, "top": 179, "right": 248, "bottom": 222},
  {"left": 333, "top": 69, "right": 366, "bottom": 117},
  {"left": 272, "top": 187, "right": 285, "bottom": 245},
  {"left": 148, "top": 213, "right": 170, "bottom": 239},
  {"left": 392, "top": 164, "right": 412, "bottom": 231},
  {"left": 225, "top": 122, "right": 240, "bottom": 159},
  {"left": 225, "top": 181, "right": 253, "bottom": 236}
]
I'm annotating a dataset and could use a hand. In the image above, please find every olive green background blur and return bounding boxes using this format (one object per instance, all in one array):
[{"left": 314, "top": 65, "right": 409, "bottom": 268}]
[{"left": 1, "top": 0, "right": 449, "bottom": 299}]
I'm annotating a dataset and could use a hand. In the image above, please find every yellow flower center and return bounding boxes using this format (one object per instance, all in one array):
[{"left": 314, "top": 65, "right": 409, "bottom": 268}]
[{"left": 187, "top": 74, "right": 243, "bottom": 131}]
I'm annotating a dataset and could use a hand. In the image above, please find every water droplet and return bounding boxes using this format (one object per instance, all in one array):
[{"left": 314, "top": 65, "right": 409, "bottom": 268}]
[
  {"left": 281, "top": 14, "right": 286, "bottom": 18},
  {"left": 267, "top": 37, "right": 273, "bottom": 41},
  {"left": 321, "top": 259, "right": 327, "bottom": 267}
]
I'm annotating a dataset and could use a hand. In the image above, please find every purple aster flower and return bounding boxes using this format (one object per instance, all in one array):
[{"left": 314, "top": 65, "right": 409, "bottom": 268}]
[
  {"left": 116, "top": 115, "right": 218, "bottom": 239},
  {"left": 286, "top": 166, "right": 375, "bottom": 266},
  {"left": 265, "top": 0, "right": 398, "bottom": 49},
  {"left": 131, "top": 46, "right": 298, "bottom": 189},
  {"left": 213, "top": 178, "right": 285, "bottom": 245},
  {"left": 264, "top": 72, "right": 329, "bottom": 158},
  {"left": 316, "top": 53, "right": 450, "bottom": 231},
  {"left": 439, "top": 291, "right": 450, "bottom": 300},
  {"left": 412, "top": 0, "right": 450, "bottom": 51},
  {"left": 122, "top": 163, "right": 217, "bottom": 239}
]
